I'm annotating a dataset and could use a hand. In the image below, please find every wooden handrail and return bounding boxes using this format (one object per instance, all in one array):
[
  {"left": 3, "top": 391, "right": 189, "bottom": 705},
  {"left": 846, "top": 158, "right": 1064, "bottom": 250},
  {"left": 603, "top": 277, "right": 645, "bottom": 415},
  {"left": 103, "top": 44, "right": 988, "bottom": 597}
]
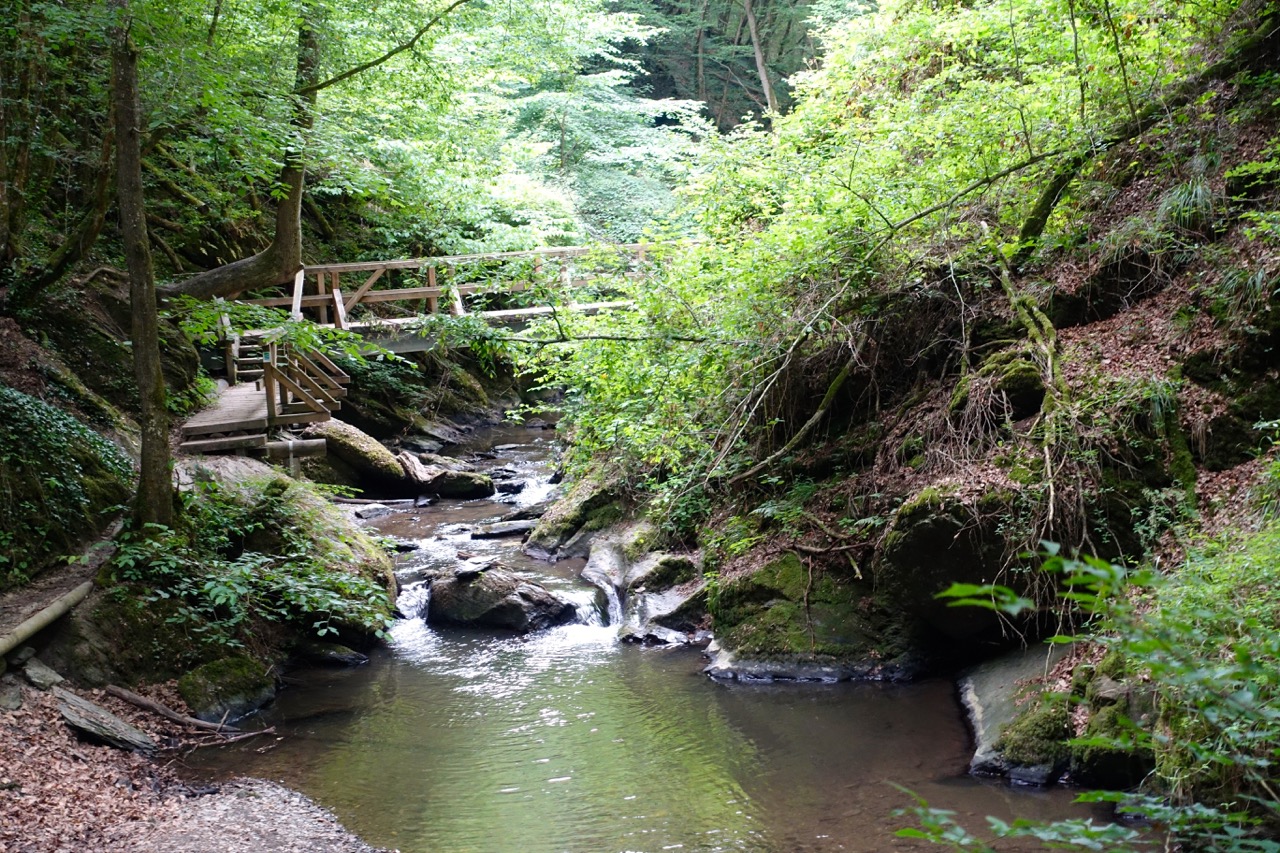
[
  {"left": 233, "top": 241, "right": 686, "bottom": 333},
  {"left": 300, "top": 241, "right": 664, "bottom": 275}
]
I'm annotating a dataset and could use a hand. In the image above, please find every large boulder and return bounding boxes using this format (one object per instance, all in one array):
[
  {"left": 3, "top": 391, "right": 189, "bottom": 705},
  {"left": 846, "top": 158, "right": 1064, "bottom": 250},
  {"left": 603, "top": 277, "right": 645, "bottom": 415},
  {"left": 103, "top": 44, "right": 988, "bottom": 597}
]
[
  {"left": 397, "top": 452, "right": 495, "bottom": 499},
  {"left": 427, "top": 568, "right": 575, "bottom": 632},
  {"left": 708, "top": 551, "right": 917, "bottom": 681},
  {"left": 303, "top": 419, "right": 406, "bottom": 489},
  {"left": 875, "top": 486, "right": 1020, "bottom": 647},
  {"left": 177, "top": 655, "right": 276, "bottom": 723}
]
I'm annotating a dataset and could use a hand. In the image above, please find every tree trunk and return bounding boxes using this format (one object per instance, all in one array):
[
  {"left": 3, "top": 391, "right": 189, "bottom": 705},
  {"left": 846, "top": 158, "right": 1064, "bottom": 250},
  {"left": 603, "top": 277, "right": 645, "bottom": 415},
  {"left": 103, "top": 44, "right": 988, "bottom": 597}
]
[
  {"left": 742, "top": 0, "right": 776, "bottom": 114},
  {"left": 693, "top": 0, "right": 710, "bottom": 104},
  {"left": 159, "top": 13, "right": 318, "bottom": 301},
  {"left": 111, "top": 1, "right": 173, "bottom": 529}
]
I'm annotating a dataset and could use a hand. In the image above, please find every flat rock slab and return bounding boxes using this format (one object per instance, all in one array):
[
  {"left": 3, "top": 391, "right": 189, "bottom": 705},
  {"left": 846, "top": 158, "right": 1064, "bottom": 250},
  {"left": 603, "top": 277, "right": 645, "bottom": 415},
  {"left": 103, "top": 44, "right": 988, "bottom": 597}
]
[
  {"left": 353, "top": 503, "right": 393, "bottom": 520},
  {"left": 54, "top": 686, "right": 157, "bottom": 753},
  {"left": 23, "top": 658, "right": 65, "bottom": 690},
  {"left": 958, "top": 643, "right": 1072, "bottom": 776},
  {"left": 470, "top": 519, "right": 537, "bottom": 539},
  {"left": 500, "top": 502, "right": 550, "bottom": 522}
]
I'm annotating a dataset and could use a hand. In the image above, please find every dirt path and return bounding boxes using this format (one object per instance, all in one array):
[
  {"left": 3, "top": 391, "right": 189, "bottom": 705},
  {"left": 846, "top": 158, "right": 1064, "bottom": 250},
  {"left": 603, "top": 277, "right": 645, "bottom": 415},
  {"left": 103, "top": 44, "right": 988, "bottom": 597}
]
[{"left": 0, "top": 523, "right": 119, "bottom": 641}]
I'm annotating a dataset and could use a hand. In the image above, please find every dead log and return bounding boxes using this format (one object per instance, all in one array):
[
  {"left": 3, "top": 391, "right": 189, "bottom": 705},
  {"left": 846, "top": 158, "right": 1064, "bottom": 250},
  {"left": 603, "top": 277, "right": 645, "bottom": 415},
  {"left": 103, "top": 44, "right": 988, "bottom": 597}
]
[
  {"left": 54, "top": 686, "right": 157, "bottom": 753},
  {"left": 105, "top": 684, "right": 239, "bottom": 733}
]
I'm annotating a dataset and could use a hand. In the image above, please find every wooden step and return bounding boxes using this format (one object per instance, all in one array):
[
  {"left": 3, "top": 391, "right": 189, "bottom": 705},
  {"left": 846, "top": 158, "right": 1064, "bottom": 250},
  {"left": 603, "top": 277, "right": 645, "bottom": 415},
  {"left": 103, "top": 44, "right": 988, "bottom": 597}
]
[{"left": 178, "top": 433, "right": 268, "bottom": 454}]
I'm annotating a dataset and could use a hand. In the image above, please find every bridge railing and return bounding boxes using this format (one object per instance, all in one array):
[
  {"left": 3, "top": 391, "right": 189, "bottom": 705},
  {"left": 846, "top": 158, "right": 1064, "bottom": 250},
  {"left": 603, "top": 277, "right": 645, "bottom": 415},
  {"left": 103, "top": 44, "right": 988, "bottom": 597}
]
[
  {"left": 261, "top": 341, "right": 350, "bottom": 425},
  {"left": 238, "top": 243, "right": 664, "bottom": 329}
]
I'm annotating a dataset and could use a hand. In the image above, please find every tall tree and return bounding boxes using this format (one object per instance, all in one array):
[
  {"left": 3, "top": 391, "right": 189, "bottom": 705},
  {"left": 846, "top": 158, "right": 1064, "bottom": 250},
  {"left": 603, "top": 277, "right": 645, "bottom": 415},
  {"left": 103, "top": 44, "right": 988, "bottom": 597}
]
[
  {"left": 741, "top": 0, "right": 777, "bottom": 114},
  {"left": 111, "top": 0, "right": 173, "bottom": 528},
  {"left": 160, "top": 0, "right": 471, "bottom": 301}
]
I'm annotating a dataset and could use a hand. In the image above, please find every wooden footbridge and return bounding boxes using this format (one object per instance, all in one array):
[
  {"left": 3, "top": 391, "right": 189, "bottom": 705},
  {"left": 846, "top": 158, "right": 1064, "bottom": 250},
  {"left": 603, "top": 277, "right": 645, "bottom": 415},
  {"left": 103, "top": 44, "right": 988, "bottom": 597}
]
[{"left": 179, "top": 242, "right": 669, "bottom": 453}]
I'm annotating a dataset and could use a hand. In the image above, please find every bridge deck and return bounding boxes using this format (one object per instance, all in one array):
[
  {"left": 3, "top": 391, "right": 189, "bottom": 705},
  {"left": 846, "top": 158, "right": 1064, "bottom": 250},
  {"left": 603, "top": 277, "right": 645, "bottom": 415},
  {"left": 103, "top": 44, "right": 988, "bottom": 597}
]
[{"left": 182, "top": 383, "right": 268, "bottom": 437}]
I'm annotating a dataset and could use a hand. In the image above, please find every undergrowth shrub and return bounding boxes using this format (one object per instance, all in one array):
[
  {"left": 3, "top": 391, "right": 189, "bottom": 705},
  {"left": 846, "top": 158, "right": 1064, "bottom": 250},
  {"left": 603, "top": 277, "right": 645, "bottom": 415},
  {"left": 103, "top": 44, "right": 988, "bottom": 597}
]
[
  {"left": 107, "top": 476, "right": 394, "bottom": 662},
  {"left": 0, "top": 386, "right": 131, "bottom": 588}
]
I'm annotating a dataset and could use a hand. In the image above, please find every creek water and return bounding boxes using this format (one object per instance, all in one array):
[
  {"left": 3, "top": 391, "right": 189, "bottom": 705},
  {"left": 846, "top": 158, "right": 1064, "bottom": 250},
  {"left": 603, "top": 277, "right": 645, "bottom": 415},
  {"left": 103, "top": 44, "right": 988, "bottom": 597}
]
[{"left": 189, "top": 425, "right": 1093, "bottom": 852}]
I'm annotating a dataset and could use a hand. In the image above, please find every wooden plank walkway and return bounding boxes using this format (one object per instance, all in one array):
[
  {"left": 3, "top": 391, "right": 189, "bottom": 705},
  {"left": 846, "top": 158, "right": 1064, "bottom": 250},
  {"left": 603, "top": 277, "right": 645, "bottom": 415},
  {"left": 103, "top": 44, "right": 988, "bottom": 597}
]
[{"left": 182, "top": 383, "right": 268, "bottom": 437}]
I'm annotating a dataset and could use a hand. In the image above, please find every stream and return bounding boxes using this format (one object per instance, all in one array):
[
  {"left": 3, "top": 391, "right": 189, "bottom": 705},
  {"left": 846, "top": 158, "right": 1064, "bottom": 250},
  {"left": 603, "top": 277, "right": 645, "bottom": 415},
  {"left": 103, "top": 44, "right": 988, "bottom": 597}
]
[{"left": 190, "top": 425, "right": 1094, "bottom": 852}]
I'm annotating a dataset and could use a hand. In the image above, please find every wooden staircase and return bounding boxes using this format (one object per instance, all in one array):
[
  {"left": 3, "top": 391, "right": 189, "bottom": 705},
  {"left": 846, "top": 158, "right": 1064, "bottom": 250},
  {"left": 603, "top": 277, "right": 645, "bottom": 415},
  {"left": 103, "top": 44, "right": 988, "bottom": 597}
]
[{"left": 179, "top": 340, "right": 350, "bottom": 454}]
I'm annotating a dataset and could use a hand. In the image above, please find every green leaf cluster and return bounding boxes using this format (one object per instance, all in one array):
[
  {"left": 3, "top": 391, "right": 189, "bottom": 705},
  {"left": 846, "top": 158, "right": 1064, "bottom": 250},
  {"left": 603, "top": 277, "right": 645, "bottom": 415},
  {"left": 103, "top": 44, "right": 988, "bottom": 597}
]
[
  {"left": 107, "top": 476, "right": 394, "bottom": 660},
  {"left": 0, "top": 386, "right": 132, "bottom": 588}
]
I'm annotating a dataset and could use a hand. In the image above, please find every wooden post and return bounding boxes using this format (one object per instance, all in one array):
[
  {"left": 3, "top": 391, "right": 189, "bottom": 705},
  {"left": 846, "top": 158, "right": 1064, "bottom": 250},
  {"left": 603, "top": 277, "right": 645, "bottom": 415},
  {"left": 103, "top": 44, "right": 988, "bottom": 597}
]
[
  {"left": 420, "top": 265, "right": 435, "bottom": 315},
  {"left": 331, "top": 287, "right": 348, "bottom": 330},
  {"left": 317, "top": 271, "right": 330, "bottom": 326},
  {"left": 448, "top": 265, "right": 465, "bottom": 314},
  {"left": 290, "top": 270, "right": 305, "bottom": 320},
  {"left": 264, "top": 343, "right": 278, "bottom": 423}
]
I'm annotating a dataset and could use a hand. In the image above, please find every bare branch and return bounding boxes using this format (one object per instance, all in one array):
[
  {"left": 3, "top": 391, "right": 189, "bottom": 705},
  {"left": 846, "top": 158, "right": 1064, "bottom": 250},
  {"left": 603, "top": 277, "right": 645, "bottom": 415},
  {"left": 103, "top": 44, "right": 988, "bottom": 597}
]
[{"left": 295, "top": 0, "right": 473, "bottom": 97}]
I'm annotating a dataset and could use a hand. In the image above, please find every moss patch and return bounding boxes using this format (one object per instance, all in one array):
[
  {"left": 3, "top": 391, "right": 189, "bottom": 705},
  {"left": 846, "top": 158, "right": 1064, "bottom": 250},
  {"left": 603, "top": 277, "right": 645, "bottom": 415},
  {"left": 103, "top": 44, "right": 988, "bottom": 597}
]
[
  {"left": 642, "top": 555, "right": 699, "bottom": 589},
  {"left": 996, "top": 698, "right": 1071, "bottom": 767}
]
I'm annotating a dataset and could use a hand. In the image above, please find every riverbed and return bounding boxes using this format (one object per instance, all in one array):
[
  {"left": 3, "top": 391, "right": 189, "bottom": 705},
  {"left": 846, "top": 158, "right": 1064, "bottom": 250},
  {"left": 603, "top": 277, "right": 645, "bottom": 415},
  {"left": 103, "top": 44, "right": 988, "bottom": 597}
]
[{"left": 190, "top": 425, "right": 1092, "bottom": 852}]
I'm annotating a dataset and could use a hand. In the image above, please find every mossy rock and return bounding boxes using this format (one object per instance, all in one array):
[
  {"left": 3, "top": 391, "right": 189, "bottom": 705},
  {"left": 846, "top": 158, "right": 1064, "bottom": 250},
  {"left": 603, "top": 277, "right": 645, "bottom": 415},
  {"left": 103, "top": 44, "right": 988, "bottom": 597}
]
[
  {"left": 302, "top": 419, "right": 407, "bottom": 489},
  {"left": 713, "top": 553, "right": 896, "bottom": 664},
  {"left": 641, "top": 555, "right": 699, "bottom": 590},
  {"left": 874, "top": 487, "right": 1018, "bottom": 651},
  {"left": 996, "top": 698, "right": 1071, "bottom": 768},
  {"left": 526, "top": 476, "right": 620, "bottom": 557},
  {"left": 974, "top": 350, "right": 1045, "bottom": 420},
  {"left": 177, "top": 656, "right": 276, "bottom": 723},
  {"left": 46, "top": 591, "right": 213, "bottom": 687},
  {"left": 1070, "top": 702, "right": 1155, "bottom": 789}
]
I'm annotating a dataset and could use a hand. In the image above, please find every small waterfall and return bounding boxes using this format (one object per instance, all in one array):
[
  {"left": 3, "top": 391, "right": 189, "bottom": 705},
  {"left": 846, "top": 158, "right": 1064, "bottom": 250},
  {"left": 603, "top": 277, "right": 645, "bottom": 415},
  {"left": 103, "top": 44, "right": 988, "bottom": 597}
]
[{"left": 397, "top": 581, "right": 431, "bottom": 620}]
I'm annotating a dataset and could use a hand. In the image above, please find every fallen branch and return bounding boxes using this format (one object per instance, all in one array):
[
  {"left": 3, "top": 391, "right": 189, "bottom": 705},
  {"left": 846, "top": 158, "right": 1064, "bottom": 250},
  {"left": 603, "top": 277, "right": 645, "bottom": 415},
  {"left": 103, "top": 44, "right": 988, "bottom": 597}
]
[
  {"left": 184, "top": 727, "right": 275, "bottom": 753},
  {"left": 105, "top": 685, "right": 239, "bottom": 733},
  {"left": 729, "top": 357, "right": 857, "bottom": 485}
]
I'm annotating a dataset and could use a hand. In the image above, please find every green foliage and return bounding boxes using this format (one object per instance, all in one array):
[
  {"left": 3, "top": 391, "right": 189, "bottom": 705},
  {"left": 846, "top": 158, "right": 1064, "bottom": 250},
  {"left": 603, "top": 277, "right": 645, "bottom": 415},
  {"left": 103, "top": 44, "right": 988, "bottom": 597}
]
[
  {"left": 165, "top": 296, "right": 392, "bottom": 363},
  {"left": 0, "top": 386, "right": 132, "bottom": 588},
  {"left": 517, "top": 0, "right": 1239, "bottom": 520},
  {"left": 165, "top": 371, "right": 218, "bottom": 416},
  {"left": 107, "top": 477, "right": 394, "bottom": 658},
  {"left": 927, "top": 537, "right": 1280, "bottom": 849},
  {"left": 895, "top": 786, "right": 1143, "bottom": 852}
]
